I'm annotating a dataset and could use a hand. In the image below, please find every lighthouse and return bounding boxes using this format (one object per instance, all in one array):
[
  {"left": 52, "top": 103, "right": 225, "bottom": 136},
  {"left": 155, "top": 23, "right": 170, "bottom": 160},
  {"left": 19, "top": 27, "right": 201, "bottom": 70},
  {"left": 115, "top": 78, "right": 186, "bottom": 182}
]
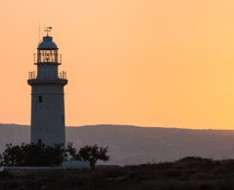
[{"left": 28, "top": 28, "right": 68, "bottom": 146}]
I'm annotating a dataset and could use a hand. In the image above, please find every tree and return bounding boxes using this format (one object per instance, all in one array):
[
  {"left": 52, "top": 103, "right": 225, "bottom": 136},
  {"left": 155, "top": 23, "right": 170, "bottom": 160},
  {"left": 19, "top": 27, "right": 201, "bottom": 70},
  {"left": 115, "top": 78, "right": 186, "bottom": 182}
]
[
  {"left": 65, "top": 143, "right": 80, "bottom": 160},
  {"left": 1, "top": 141, "right": 64, "bottom": 166},
  {"left": 1, "top": 144, "right": 25, "bottom": 166},
  {"left": 78, "top": 145, "right": 110, "bottom": 170},
  {"left": 0, "top": 142, "right": 110, "bottom": 169}
]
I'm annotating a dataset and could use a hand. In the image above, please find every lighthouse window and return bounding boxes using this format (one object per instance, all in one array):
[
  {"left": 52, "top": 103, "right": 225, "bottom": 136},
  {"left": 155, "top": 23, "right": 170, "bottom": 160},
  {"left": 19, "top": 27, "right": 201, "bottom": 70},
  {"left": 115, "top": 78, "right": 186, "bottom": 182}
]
[{"left": 39, "top": 96, "right": 43, "bottom": 103}]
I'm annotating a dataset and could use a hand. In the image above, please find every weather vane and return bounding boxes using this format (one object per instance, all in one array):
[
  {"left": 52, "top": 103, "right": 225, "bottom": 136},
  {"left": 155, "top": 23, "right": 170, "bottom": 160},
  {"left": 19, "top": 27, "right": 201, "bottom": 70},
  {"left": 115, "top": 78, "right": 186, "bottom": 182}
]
[{"left": 44, "top": 26, "right": 53, "bottom": 36}]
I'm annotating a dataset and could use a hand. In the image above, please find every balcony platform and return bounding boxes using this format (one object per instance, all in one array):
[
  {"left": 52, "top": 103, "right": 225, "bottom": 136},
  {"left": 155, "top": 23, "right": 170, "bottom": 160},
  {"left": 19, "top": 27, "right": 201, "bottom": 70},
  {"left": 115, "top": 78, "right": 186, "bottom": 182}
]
[{"left": 28, "top": 78, "right": 68, "bottom": 86}]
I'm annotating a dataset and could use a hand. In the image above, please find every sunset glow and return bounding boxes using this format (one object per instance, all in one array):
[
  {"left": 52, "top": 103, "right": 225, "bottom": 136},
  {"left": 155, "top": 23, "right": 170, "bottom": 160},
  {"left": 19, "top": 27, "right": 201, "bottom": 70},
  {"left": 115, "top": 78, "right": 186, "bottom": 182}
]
[{"left": 1, "top": 0, "right": 234, "bottom": 129}]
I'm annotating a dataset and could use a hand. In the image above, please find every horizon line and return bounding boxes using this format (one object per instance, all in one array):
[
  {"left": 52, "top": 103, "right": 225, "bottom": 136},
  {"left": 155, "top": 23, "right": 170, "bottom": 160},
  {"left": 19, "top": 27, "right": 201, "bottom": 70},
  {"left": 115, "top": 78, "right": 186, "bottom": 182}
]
[{"left": 0, "top": 123, "right": 234, "bottom": 131}]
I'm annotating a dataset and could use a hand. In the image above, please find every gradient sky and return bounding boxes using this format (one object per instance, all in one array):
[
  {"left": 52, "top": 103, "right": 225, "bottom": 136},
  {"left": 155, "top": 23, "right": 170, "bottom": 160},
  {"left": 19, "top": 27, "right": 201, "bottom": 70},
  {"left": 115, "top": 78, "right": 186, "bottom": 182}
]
[{"left": 0, "top": 0, "right": 234, "bottom": 129}]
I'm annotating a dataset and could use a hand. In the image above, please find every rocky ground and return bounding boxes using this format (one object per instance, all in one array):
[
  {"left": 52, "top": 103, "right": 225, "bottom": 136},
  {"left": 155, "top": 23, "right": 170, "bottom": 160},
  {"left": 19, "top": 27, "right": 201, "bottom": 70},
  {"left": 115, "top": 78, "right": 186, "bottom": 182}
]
[{"left": 1, "top": 157, "right": 234, "bottom": 190}]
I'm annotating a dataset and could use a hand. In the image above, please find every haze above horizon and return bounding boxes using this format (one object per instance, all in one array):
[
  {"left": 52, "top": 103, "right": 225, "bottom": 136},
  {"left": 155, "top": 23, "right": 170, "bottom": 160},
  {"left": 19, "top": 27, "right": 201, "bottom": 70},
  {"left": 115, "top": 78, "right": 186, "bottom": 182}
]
[{"left": 0, "top": 0, "right": 234, "bottom": 129}]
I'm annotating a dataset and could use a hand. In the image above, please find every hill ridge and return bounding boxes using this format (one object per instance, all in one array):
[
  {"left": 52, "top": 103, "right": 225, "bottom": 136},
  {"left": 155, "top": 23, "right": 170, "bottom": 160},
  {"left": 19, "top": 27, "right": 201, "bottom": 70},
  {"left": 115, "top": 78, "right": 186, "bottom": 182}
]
[{"left": 0, "top": 124, "right": 234, "bottom": 165}]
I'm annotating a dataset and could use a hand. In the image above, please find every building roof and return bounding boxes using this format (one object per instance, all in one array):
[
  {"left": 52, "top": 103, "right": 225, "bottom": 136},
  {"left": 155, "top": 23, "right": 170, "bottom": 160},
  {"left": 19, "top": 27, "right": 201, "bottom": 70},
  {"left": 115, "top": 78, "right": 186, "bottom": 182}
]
[{"left": 38, "top": 36, "right": 58, "bottom": 50}]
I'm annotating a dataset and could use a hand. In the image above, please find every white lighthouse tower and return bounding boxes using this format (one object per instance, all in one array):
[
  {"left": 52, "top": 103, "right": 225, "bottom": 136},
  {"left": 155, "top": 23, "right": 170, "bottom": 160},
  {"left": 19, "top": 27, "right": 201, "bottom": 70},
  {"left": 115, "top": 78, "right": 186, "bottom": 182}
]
[{"left": 28, "top": 28, "right": 68, "bottom": 146}]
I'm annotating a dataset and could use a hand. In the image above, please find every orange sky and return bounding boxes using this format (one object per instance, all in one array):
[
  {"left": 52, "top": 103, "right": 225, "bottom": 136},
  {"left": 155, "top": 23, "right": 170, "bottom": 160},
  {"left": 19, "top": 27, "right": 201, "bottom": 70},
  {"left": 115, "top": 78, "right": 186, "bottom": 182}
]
[{"left": 0, "top": 0, "right": 234, "bottom": 129}]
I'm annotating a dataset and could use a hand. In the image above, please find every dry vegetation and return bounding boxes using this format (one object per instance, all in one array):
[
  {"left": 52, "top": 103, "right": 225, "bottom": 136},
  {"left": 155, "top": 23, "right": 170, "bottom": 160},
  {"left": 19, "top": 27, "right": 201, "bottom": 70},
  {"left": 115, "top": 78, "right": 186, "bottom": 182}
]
[{"left": 1, "top": 157, "right": 234, "bottom": 190}]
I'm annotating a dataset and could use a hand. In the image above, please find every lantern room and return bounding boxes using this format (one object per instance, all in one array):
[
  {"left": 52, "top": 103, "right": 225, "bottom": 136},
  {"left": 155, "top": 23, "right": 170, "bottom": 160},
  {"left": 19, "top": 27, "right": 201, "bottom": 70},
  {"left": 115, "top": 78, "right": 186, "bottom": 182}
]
[{"left": 35, "top": 35, "right": 61, "bottom": 64}]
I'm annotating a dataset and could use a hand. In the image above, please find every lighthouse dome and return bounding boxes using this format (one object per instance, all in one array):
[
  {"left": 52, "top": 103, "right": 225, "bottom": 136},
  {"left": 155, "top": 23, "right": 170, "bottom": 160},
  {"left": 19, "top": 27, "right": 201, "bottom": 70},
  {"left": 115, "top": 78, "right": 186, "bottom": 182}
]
[{"left": 38, "top": 36, "right": 58, "bottom": 50}]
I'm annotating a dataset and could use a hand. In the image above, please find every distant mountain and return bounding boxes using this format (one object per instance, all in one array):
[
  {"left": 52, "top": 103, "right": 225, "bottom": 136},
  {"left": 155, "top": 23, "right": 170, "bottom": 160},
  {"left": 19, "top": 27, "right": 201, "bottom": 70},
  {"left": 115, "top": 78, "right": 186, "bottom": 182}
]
[{"left": 0, "top": 124, "right": 234, "bottom": 165}]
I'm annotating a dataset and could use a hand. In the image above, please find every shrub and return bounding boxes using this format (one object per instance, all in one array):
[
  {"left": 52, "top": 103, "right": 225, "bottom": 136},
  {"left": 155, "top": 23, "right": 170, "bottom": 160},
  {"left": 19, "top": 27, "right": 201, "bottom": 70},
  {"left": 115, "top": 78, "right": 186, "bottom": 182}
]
[
  {"left": 1, "top": 141, "right": 64, "bottom": 166},
  {"left": 78, "top": 145, "right": 110, "bottom": 170}
]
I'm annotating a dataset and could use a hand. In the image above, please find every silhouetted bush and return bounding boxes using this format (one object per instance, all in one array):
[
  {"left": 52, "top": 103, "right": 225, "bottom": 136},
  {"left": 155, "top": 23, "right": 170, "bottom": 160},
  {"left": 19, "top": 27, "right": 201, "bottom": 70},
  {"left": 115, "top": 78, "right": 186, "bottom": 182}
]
[
  {"left": 0, "top": 142, "right": 110, "bottom": 168},
  {"left": 1, "top": 141, "right": 64, "bottom": 166},
  {"left": 66, "top": 144, "right": 110, "bottom": 170},
  {"left": 64, "top": 143, "right": 80, "bottom": 160}
]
